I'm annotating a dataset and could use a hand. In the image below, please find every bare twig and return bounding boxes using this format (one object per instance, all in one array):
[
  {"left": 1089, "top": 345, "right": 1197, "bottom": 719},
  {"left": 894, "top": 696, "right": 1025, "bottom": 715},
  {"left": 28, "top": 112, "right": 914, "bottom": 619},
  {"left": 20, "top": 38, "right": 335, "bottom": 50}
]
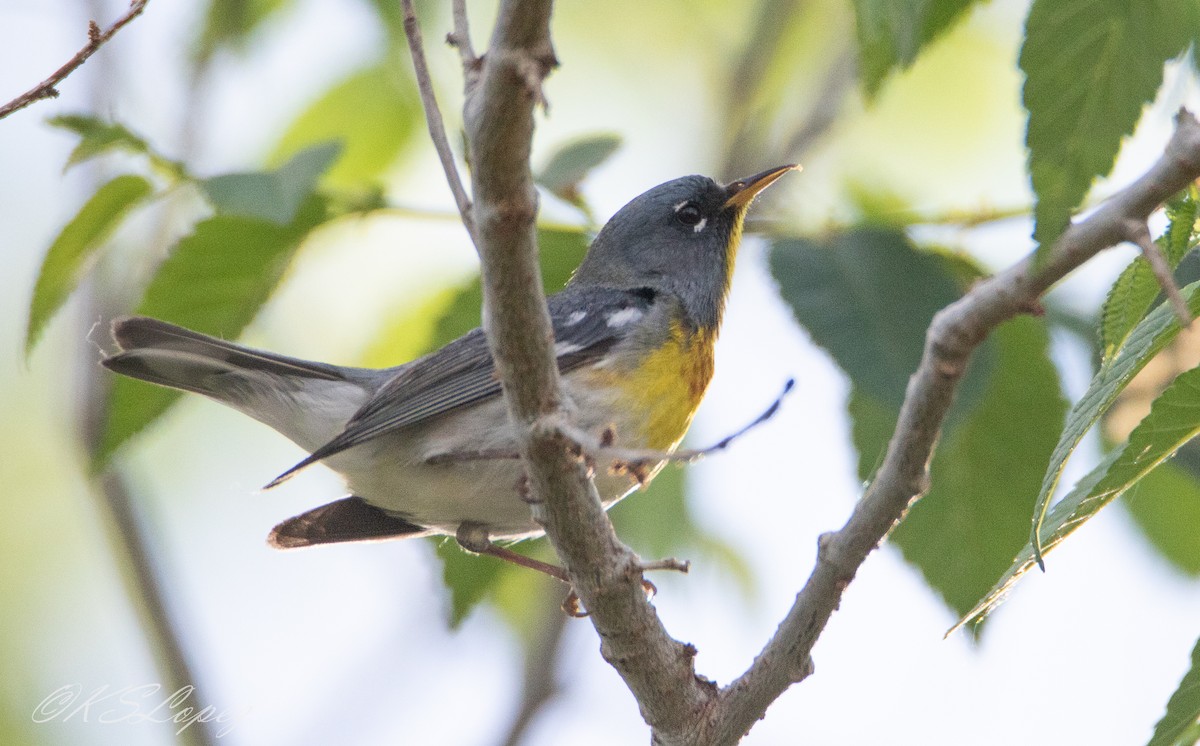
[
  {"left": 1130, "top": 221, "right": 1193, "bottom": 326},
  {"left": 400, "top": 0, "right": 478, "bottom": 248},
  {"left": 0, "top": 0, "right": 150, "bottom": 121},
  {"left": 448, "top": 0, "right": 480, "bottom": 78},
  {"left": 707, "top": 110, "right": 1200, "bottom": 744}
]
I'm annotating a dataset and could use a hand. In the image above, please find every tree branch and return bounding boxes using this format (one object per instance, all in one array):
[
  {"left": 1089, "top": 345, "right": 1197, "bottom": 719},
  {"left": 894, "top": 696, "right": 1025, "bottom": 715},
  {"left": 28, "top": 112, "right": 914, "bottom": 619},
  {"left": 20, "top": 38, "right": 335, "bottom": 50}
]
[
  {"left": 400, "top": 0, "right": 478, "bottom": 248},
  {"left": 708, "top": 109, "right": 1200, "bottom": 744},
  {"left": 0, "top": 0, "right": 150, "bottom": 122},
  {"left": 459, "top": 1, "right": 716, "bottom": 742}
]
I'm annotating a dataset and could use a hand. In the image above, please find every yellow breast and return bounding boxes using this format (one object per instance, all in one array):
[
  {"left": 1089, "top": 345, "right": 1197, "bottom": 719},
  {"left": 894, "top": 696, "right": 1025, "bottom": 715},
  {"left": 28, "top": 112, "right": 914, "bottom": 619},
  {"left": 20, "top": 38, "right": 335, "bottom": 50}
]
[{"left": 614, "top": 321, "right": 715, "bottom": 451}]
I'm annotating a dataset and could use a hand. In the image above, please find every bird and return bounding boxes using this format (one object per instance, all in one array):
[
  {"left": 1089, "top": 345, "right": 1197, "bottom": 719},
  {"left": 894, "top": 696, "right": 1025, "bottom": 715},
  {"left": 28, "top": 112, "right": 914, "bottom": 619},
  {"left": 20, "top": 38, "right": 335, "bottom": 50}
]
[{"left": 101, "top": 165, "right": 795, "bottom": 579}]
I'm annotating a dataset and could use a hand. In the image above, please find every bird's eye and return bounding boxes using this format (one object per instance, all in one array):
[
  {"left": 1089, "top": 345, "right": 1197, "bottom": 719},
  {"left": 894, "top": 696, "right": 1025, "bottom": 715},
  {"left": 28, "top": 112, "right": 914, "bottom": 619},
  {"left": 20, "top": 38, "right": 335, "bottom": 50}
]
[{"left": 676, "top": 203, "right": 703, "bottom": 226}]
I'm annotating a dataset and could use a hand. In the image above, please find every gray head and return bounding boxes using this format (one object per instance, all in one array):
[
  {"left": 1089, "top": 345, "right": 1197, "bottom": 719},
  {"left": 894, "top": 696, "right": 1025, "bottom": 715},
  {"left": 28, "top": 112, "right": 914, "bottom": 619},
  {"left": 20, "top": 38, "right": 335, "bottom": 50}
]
[{"left": 571, "top": 165, "right": 795, "bottom": 329}]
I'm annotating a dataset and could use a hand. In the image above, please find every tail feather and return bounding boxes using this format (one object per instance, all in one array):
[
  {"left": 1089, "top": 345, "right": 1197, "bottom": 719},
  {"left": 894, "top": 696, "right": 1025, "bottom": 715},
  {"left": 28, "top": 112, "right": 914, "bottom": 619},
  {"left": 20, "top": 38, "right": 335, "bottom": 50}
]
[{"left": 269, "top": 496, "right": 429, "bottom": 548}]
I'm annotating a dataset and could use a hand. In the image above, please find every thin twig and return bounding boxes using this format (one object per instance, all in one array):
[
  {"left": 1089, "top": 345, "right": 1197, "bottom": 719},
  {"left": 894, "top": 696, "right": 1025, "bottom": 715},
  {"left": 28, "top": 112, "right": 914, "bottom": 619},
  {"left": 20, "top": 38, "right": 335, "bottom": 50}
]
[
  {"left": 448, "top": 0, "right": 480, "bottom": 77},
  {"left": 400, "top": 0, "right": 478, "bottom": 248},
  {"left": 1130, "top": 221, "right": 1193, "bottom": 326},
  {"left": 0, "top": 0, "right": 150, "bottom": 121},
  {"left": 498, "top": 580, "right": 568, "bottom": 746}
]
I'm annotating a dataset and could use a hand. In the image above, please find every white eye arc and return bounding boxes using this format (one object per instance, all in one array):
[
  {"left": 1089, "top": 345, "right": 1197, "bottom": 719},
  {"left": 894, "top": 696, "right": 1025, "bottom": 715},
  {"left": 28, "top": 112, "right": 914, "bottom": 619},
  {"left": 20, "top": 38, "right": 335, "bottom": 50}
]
[{"left": 674, "top": 201, "right": 705, "bottom": 230}]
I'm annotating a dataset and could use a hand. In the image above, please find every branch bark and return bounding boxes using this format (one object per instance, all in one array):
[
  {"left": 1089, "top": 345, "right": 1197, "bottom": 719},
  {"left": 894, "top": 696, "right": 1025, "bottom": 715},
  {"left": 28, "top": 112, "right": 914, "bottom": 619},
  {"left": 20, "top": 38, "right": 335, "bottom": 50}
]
[
  {"left": 0, "top": 0, "right": 150, "bottom": 121},
  {"left": 707, "top": 109, "right": 1200, "bottom": 743}
]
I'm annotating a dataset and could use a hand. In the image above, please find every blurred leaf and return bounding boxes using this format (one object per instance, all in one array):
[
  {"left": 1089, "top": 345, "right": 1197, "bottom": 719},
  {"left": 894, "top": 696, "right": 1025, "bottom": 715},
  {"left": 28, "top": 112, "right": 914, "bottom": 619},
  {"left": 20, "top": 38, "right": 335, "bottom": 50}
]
[
  {"left": 1031, "top": 281, "right": 1200, "bottom": 565},
  {"left": 195, "top": 0, "right": 292, "bottom": 62},
  {"left": 1149, "top": 637, "right": 1200, "bottom": 746},
  {"left": 360, "top": 287, "right": 462, "bottom": 368},
  {"left": 270, "top": 63, "right": 419, "bottom": 190},
  {"left": 48, "top": 114, "right": 148, "bottom": 169},
  {"left": 769, "top": 228, "right": 978, "bottom": 410},
  {"left": 97, "top": 196, "right": 329, "bottom": 463},
  {"left": 1101, "top": 190, "right": 1199, "bottom": 361},
  {"left": 1125, "top": 458, "right": 1200, "bottom": 576},
  {"left": 852, "top": 0, "right": 982, "bottom": 97},
  {"left": 853, "top": 317, "right": 1064, "bottom": 629},
  {"left": 436, "top": 538, "right": 506, "bottom": 628},
  {"left": 26, "top": 174, "right": 153, "bottom": 356},
  {"left": 201, "top": 142, "right": 341, "bottom": 225},
  {"left": 536, "top": 134, "right": 621, "bottom": 202},
  {"left": 1022, "top": 0, "right": 1198, "bottom": 252}
]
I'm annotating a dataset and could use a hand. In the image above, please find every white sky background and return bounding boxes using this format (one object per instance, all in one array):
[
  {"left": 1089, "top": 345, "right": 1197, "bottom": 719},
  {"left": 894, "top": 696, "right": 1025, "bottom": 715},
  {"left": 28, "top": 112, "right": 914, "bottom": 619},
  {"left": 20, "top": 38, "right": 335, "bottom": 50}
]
[{"left": 1, "top": 1, "right": 1200, "bottom": 745}]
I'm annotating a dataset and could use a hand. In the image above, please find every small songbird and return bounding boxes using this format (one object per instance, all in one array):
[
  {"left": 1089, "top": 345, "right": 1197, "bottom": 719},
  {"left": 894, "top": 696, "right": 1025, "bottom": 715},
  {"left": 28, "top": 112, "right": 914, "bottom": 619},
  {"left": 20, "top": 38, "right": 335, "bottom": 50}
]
[{"left": 102, "top": 165, "right": 794, "bottom": 574}]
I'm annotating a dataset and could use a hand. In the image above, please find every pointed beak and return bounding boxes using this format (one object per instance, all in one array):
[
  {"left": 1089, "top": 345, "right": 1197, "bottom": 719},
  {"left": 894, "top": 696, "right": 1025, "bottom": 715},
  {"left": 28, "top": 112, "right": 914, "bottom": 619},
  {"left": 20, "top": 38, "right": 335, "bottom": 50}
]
[{"left": 722, "top": 164, "right": 799, "bottom": 210}]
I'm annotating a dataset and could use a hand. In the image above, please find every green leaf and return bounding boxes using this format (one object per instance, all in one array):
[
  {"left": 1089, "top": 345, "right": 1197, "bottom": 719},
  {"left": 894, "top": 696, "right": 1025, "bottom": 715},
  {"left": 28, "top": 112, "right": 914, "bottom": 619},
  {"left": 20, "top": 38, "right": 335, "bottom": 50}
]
[
  {"left": 769, "top": 228, "right": 970, "bottom": 409},
  {"left": 48, "top": 114, "right": 149, "bottom": 169},
  {"left": 1101, "top": 190, "right": 1199, "bottom": 361},
  {"left": 959, "top": 361, "right": 1200, "bottom": 631},
  {"left": 96, "top": 196, "right": 328, "bottom": 463},
  {"left": 435, "top": 538, "right": 506, "bottom": 628},
  {"left": 270, "top": 63, "right": 419, "bottom": 190},
  {"left": 1031, "top": 281, "right": 1200, "bottom": 565},
  {"left": 1149, "top": 637, "right": 1200, "bottom": 746},
  {"left": 853, "top": 317, "right": 1064, "bottom": 629},
  {"left": 536, "top": 134, "right": 621, "bottom": 202},
  {"left": 26, "top": 175, "right": 153, "bottom": 356},
  {"left": 1022, "top": 0, "right": 1198, "bottom": 251},
  {"left": 201, "top": 142, "right": 341, "bottom": 225},
  {"left": 852, "top": 0, "right": 983, "bottom": 97},
  {"left": 1125, "top": 456, "right": 1200, "bottom": 576},
  {"left": 194, "top": 0, "right": 292, "bottom": 62}
]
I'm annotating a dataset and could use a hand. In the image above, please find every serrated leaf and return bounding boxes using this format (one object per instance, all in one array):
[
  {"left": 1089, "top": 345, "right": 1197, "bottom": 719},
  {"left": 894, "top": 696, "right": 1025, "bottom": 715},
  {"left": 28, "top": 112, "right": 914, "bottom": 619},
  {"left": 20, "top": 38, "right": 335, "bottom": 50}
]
[
  {"left": 770, "top": 228, "right": 976, "bottom": 410},
  {"left": 960, "top": 358, "right": 1200, "bottom": 632},
  {"left": 1031, "top": 281, "right": 1200, "bottom": 564},
  {"left": 48, "top": 115, "right": 149, "bottom": 170},
  {"left": 270, "top": 63, "right": 419, "bottom": 190},
  {"left": 1101, "top": 191, "right": 1199, "bottom": 360},
  {"left": 1022, "top": 0, "right": 1198, "bottom": 252},
  {"left": 536, "top": 134, "right": 621, "bottom": 201},
  {"left": 852, "top": 317, "right": 1064, "bottom": 630},
  {"left": 26, "top": 175, "right": 153, "bottom": 356},
  {"left": 201, "top": 142, "right": 341, "bottom": 225},
  {"left": 1125, "top": 457, "right": 1200, "bottom": 576},
  {"left": 96, "top": 196, "right": 328, "bottom": 463},
  {"left": 852, "top": 0, "right": 982, "bottom": 97},
  {"left": 1149, "top": 637, "right": 1200, "bottom": 746}
]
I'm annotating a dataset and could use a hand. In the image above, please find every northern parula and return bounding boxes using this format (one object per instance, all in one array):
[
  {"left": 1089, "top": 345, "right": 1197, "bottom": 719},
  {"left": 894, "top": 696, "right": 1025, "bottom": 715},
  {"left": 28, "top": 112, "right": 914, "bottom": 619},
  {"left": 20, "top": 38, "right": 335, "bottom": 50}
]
[{"left": 102, "top": 165, "right": 794, "bottom": 560}]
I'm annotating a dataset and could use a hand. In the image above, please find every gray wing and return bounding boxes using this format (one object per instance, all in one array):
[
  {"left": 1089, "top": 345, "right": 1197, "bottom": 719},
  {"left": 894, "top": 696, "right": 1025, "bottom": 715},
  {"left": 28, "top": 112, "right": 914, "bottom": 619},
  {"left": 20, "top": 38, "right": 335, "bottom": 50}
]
[{"left": 266, "top": 286, "right": 658, "bottom": 486}]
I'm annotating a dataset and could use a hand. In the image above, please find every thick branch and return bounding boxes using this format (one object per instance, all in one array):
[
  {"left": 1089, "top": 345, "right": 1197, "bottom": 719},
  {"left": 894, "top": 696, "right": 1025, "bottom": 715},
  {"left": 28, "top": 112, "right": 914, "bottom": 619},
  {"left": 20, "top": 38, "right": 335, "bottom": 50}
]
[
  {"left": 461, "top": 1, "right": 714, "bottom": 741},
  {"left": 708, "top": 110, "right": 1200, "bottom": 743},
  {"left": 0, "top": 0, "right": 150, "bottom": 121}
]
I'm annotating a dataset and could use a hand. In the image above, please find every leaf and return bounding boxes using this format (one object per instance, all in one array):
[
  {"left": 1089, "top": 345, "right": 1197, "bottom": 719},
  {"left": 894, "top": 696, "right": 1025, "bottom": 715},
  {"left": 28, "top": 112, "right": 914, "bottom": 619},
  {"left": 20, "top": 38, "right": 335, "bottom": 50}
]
[
  {"left": 200, "top": 142, "right": 341, "bottom": 225},
  {"left": 852, "top": 317, "right": 1064, "bottom": 629},
  {"left": 26, "top": 175, "right": 153, "bottom": 356},
  {"left": 1022, "top": 0, "right": 1198, "bottom": 251},
  {"left": 1101, "top": 190, "right": 1199, "bottom": 360},
  {"left": 852, "top": 0, "right": 983, "bottom": 97},
  {"left": 535, "top": 134, "right": 621, "bottom": 202},
  {"left": 1149, "top": 637, "right": 1200, "bottom": 746},
  {"left": 769, "top": 228, "right": 975, "bottom": 410},
  {"left": 1031, "top": 281, "right": 1200, "bottom": 564},
  {"left": 435, "top": 538, "right": 506, "bottom": 629},
  {"left": 96, "top": 196, "right": 329, "bottom": 463},
  {"left": 958, "top": 361, "right": 1200, "bottom": 631},
  {"left": 270, "top": 63, "right": 419, "bottom": 190},
  {"left": 1125, "top": 457, "right": 1200, "bottom": 576},
  {"left": 194, "top": 0, "right": 292, "bottom": 62},
  {"left": 48, "top": 114, "right": 149, "bottom": 169}
]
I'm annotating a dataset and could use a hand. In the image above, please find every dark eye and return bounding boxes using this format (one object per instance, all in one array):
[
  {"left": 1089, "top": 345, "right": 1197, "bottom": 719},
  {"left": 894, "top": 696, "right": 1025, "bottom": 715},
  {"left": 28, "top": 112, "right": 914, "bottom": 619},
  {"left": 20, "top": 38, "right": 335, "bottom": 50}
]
[{"left": 676, "top": 203, "right": 703, "bottom": 226}]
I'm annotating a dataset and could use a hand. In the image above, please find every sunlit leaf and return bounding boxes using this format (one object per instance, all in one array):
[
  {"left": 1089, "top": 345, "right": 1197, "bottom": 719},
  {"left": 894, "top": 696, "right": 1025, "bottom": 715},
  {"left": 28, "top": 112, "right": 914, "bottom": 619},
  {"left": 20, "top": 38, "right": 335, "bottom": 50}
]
[
  {"left": 270, "top": 63, "right": 419, "bottom": 190},
  {"left": 1125, "top": 457, "right": 1200, "bottom": 576},
  {"left": 852, "top": 0, "right": 982, "bottom": 96},
  {"left": 536, "top": 134, "right": 621, "bottom": 202},
  {"left": 26, "top": 175, "right": 153, "bottom": 356},
  {"left": 853, "top": 317, "right": 1064, "bottom": 630},
  {"left": 96, "top": 197, "right": 329, "bottom": 463},
  {"left": 1101, "top": 190, "right": 1198, "bottom": 360},
  {"left": 1148, "top": 636, "right": 1200, "bottom": 746},
  {"left": 1022, "top": 0, "right": 1198, "bottom": 252},
  {"left": 201, "top": 142, "right": 341, "bottom": 225},
  {"left": 1031, "top": 281, "right": 1200, "bottom": 565}
]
